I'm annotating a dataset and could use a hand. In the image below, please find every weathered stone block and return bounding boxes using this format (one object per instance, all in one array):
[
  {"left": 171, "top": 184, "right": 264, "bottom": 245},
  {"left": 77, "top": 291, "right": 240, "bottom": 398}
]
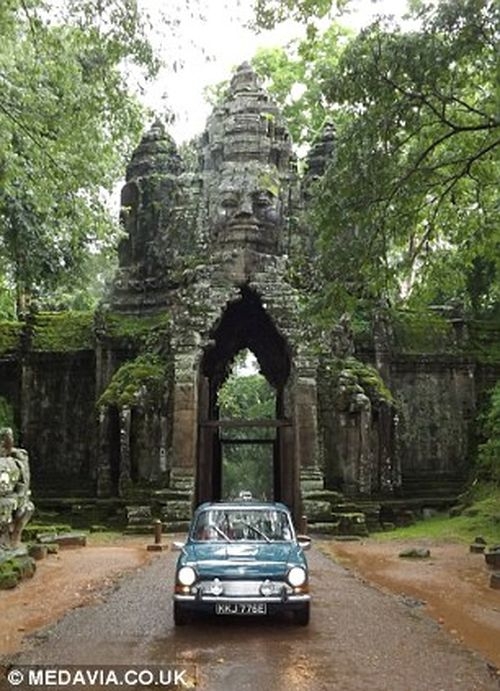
[
  {"left": 126, "top": 506, "right": 152, "bottom": 522},
  {"left": 11, "top": 555, "right": 36, "bottom": 579},
  {"left": 470, "top": 543, "right": 486, "bottom": 554},
  {"left": 303, "top": 500, "right": 331, "bottom": 522},
  {"left": 161, "top": 501, "right": 192, "bottom": 522},
  {"left": 28, "top": 544, "right": 48, "bottom": 560},
  {"left": 302, "top": 490, "right": 344, "bottom": 504},
  {"left": 38, "top": 532, "right": 87, "bottom": 547},
  {"left": 0, "top": 571, "right": 19, "bottom": 589},
  {"left": 399, "top": 548, "right": 431, "bottom": 559},
  {"left": 485, "top": 551, "right": 500, "bottom": 568},
  {"left": 489, "top": 572, "right": 500, "bottom": 589},
  {"left": 382, "top": 522, "right": 396, "bottom": 531},
  {"left": 307, "top": 522, "right": 340, "bottom": 535},
  {"left": 163, "top": 520, "right": 191, "bottom": 534},
  {"left": 333, "top": 512, "right": 369, "bottom": 536}
]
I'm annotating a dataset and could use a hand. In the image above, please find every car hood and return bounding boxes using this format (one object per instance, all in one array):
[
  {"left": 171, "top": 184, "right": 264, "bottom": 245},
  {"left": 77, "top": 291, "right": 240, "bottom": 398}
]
[{"left": 181, "top": 542, "right": 305, "bottom": 580}]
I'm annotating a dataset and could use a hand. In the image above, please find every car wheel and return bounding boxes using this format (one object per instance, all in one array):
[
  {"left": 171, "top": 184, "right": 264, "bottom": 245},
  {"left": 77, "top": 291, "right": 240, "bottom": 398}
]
[
  {"left": 174, "top": 602, "right": 191, "bottom": 626},
  {"left": 293, "top": 604, "right": 310, "bottom": 626}
]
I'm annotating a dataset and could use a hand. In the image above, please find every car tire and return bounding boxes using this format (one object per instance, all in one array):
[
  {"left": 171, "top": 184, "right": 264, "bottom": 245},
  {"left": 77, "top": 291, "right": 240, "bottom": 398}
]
[
  {"left": 293, "top": 604, "right": 310, "bottom": 626},
  {"left": 174, "top": 602, "right": 191, "bottom": 626}
]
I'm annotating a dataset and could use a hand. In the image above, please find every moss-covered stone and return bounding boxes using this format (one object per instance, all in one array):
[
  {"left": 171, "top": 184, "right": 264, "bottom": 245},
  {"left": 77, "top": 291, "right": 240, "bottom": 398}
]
[
  {"left": 98, "top": 354, "right": 169, "bottom": 408},
  {"left": 0, "top": 554, "right": 36, "bottom": 588},
  {"left": 0, "top": 320, "right": 23, "bottom": 355},
  {"left": 100, "top": 311, "right": 170, "bottom": 344},
  {"left": 322, "top": 356, "right": 393, "bottom": 405},
  {"left": 10, "top": 555, "right": 36, "bottom": 579},
  {"left": 0, "top": 570, "right": 19, "bottom": 589},
  {"left": 303, "top": 500, "right": 332, "bottom": 522},
  {"left": 393, "top": 310, "right": 453, "bottom": 353},
  {"left": 30, "top": 311, "right": 94, "bottom": 352},
  {"left": 22, "top": 523, "right": 72, "bottom": 541},
  {"left": 0, "top": 396, "right": 15, "bottom": 430}
]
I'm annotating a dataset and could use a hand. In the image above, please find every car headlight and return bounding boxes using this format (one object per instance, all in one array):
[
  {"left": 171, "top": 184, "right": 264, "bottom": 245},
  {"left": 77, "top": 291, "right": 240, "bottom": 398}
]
[
  {"left": 177, "top": 566, "right": 196, "bottom": 586},
  {"left": 288, "top": 566, "right": 306, "bottom": 587}
]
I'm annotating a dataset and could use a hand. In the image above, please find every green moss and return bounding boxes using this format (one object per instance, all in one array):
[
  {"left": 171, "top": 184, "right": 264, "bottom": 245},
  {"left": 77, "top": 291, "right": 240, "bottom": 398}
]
[
  {"left": 323, "top": 356, "right": 394, "bottom": 405},
  {"left": 0, "top": 320, "right": 23, "bottom": 355},
  {"left": 475, "top": 382, "right": 500, "bottom": 484},
  {"left": 468, "top": 320, "right": 500, "bottom": 364},
  {"left": 31, "top": 311, "right": 94, "bottom": 352},
  {"left": 257, "top": 169, "right": 280, "bottom": 197},
  {"left": 0, "top": 396, "right": 14, "bottom": 429},
  {"left": 0, "top": 569, "right": 19, "bottom": 589},
  {"left": 98, "top": 354, "right": 169, "bottom": 409},
  {"left": 393, "top": 310, "right": 453, "bottom": 353},
  {"left": 101, "top": 311, "right": 170, "bottom": 345}
]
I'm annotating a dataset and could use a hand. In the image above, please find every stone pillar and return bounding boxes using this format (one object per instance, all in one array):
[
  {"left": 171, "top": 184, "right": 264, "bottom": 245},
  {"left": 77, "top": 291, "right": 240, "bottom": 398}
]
[
  {"left": 170, "top": 347, "right": 199, "bottom": 484},
  {"left": 118, "top": 405, "right": 132, "bottom": 496},
  {"left": 96, "top": 408, "right": 113, "bottom": 497},
  {"left": 295, "top": 376, "right": 320, "bottom": 471},
  {"left": 294, "top": 354, "right": 324, "bottom": 516}
]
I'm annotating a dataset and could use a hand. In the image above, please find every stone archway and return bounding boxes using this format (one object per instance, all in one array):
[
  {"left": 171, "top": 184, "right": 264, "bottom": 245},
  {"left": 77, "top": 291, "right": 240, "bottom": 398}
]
[{"left": 196, "top": 287, "right": 298, "bottom": 512}]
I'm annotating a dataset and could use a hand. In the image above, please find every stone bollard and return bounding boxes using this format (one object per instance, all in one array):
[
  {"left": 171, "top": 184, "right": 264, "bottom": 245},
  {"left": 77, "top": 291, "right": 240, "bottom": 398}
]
[
  {"left": 147, "top": 519, "right": 167, "bottom": 552},
  {"left": 489, "top": 572, "right": 500, "bottom": 590},
  {"left": 470, "top": 542, "right": 486, "bottom": 554},
  {"left": 485, "top": 550, "right": 500, "bottom": 568}
]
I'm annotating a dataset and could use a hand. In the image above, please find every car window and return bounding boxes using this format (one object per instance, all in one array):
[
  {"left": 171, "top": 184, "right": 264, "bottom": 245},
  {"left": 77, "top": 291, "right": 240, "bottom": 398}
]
[{"left": 192, "top": 508, "right": 294, "bottom": 542}]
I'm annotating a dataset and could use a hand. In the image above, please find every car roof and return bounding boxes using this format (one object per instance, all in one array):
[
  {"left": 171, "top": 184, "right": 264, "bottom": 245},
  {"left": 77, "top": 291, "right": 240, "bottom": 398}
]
[{"left": 194, "top": 501, "right": 290, "bottom": 513}]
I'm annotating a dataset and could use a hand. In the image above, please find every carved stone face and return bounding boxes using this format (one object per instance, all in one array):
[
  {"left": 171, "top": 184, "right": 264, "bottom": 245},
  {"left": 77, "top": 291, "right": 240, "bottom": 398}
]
[{"left": 211, "top": 166, "right": 283, "bottom": 255}]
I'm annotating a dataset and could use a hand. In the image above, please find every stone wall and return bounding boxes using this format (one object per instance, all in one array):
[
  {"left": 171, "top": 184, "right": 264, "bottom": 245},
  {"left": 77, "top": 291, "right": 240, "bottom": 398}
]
[
  {"left": 18, "top": 351, "right": 96, "bottom": 495},
  {"left": 391, "top": 357, "right": 476, "bottom": 482}
]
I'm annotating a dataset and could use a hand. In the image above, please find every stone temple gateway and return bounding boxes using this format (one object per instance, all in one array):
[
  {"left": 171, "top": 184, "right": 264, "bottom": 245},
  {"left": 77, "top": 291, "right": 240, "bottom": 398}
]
[
  {"left": 104, "top": 63, "right": 322, "bottom": 525},
  {"left": 0, "top": 63, "right": 498, "bottom": 532}
]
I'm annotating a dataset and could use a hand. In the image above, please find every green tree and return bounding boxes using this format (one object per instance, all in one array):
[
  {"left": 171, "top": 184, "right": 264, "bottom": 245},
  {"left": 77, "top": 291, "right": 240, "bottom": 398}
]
[
  {"left": 475, "top": 382, "right": 500, "bottom": 485},
  {"left": 251, "top": 23, "right": 351, "bottom": 147},
  {"left": 251, "top": 0, "right": 499, "bottom": 319},
  {"left": 313, "top": 0, "right": 499, "bottom": 316},
  {"left": 252, "top": 0, "right": 342, "bottom": 29},
  {"left": 218, "top": 358, "right": 276, "bottom": 499},
  {"left": 0, "top": 0, "right": 158, "bottom": 316}
]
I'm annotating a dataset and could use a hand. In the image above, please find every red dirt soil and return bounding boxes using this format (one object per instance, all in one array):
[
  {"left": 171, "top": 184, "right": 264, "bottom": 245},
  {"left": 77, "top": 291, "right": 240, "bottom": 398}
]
[
  {"left": 323, "top": 539, "right": 500, "bottom": 670},
  {"left": 0, "top": 538, "right": 153, "bottom": 655}
]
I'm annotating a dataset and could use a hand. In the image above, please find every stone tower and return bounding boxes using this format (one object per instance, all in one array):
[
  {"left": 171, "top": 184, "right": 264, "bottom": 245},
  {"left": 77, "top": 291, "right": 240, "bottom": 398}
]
[{"left": 98, "top": 62, "right": 323, "bottom": 523}]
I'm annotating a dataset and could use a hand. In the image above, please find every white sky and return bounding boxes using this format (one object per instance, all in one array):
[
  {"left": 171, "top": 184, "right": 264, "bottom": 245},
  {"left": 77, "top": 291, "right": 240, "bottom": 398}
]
[{"left": 136, "top": 0, "right": 410, "bottom": 143}]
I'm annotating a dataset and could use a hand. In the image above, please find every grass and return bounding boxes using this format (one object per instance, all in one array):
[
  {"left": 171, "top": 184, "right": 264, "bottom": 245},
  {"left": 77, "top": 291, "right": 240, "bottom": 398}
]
[{"left": 372, "top": 485, "right": 500, "bottom": 545}]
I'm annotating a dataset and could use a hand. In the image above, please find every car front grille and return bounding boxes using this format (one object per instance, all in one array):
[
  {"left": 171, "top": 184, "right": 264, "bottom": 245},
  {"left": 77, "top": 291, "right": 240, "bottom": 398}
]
[{"left": 199, "top": 580, "right": 289, "bottom": 597}]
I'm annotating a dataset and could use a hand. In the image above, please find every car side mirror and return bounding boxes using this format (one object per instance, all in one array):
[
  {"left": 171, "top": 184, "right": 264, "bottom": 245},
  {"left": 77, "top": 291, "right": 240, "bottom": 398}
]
[
  {"left": 172, "top": 541, "right": 185, "bottom": 551},
  {"left": 297, "top": 535, "right": 312, "bottom": 551}
]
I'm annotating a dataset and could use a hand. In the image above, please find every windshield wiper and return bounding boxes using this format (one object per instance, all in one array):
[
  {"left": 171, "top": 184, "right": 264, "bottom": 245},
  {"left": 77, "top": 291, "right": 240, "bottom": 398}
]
[
  {"left": 242, "top": 523, "right": 271, "bottom": 543},
  {"left": 213, "top": 525, "right": 232, "bottom": 542}
]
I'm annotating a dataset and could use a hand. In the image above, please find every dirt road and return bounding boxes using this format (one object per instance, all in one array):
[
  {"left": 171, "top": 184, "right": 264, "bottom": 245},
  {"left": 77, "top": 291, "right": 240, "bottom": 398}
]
[{"left": 1, "top": 541, "right": 498, "bottom": 691}]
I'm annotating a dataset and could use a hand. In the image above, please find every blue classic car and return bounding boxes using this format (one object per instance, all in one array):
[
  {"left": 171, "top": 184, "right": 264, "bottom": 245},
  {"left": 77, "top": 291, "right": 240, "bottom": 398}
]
[{"left": 173, "top": 500, "right": 311, "bottom": 625}]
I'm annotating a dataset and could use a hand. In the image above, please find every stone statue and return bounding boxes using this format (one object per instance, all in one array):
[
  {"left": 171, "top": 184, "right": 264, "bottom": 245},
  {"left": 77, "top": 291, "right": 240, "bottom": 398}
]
[
  {"left": 0, "top": 428, "right": 34, "bottom": 551},
  {"left": 200, "top": 62, "right": 297, "bottom": 270}
]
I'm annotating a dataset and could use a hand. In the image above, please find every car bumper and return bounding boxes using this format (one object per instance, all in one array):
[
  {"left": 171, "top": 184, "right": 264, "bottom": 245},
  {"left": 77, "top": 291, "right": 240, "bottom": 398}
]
[{"left": 173, "top": 593, "right": 310, "bottom": 614}]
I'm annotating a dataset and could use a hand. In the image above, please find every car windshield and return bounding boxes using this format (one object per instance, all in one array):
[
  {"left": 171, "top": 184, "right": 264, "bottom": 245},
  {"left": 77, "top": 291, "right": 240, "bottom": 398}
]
[{"left": 192, "top": 508, "right": 294, "bottom": 543}]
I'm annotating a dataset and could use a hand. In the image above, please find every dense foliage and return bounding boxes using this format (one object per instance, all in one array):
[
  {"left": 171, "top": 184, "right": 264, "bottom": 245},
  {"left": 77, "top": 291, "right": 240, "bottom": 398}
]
[
  {"left": 0, "top": 0, "right": 159, "bottom": 317},
  {"left": 218, "top": 362, "right": 276, "bottom": 500},
  {"left": 253, "top": 0, "right": 499, "bottom": 321},
  {"left": 476, "top": 383, "right": 500, "bottom": 485}
]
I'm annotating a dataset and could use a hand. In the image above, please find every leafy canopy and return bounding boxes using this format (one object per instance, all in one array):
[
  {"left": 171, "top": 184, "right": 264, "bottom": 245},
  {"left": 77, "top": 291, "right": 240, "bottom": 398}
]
[
  {"left": 251, "top": 0, "right": 499, "bottom": 319},
  {"left": 0, "top": 0, "right": 159, "bottom": 316},
  {"left": 315, "top": 0, "right": 499, "bottom": 316}
]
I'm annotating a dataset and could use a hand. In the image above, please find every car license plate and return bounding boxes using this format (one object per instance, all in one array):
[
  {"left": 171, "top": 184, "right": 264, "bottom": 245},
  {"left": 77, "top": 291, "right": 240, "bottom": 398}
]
[{"left": 215, "top": 603, "right": 267, "bottom": 616}]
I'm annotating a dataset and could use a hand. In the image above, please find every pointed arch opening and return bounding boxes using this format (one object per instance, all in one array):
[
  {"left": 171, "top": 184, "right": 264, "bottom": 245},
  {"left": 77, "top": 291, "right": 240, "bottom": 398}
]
[
  {"left": 196, "top": 287, "right": 296, "bottom": 508},
  {"left": 217, "top": 349, "right": 275, "bottom": 499}
]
